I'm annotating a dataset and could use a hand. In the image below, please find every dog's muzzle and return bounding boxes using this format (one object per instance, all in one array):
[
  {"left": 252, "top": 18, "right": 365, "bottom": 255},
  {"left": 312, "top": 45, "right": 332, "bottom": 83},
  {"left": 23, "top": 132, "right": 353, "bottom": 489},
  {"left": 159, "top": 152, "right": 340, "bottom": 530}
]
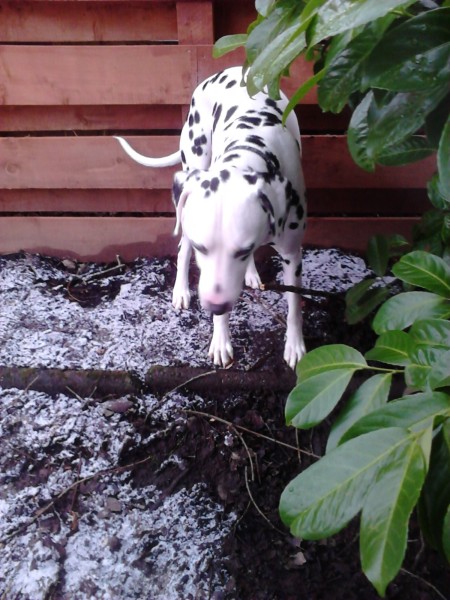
[{"left": 205, "top": 301, "right": 233, "bottom": 316}]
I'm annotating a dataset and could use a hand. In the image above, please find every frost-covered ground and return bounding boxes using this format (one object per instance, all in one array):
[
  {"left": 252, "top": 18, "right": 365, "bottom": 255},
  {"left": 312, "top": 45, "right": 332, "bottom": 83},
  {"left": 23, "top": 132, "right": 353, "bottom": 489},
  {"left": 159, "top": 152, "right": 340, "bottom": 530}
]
[{"left": 0, "top": 249, "right": 372, "bottom": 599}]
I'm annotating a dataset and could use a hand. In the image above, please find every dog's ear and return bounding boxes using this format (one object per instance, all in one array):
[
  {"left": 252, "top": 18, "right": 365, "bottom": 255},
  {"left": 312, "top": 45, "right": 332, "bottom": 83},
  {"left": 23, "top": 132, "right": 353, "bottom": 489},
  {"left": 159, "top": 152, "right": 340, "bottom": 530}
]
[{"left": 172, "top": 171, "right": 190, "bottom": 236}]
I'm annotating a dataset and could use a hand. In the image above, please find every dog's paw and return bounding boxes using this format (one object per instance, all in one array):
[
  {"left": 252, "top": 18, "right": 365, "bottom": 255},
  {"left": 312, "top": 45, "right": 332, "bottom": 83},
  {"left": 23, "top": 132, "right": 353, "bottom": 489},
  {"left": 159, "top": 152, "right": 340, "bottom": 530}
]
[
  {"left": 244, "top": 263, "right": 262, "bottom": 289},
  {"left": 208, "top": 334, "right": 234, "bottom": 368},
  {"left": 172, "top": 286, "right": 191, "bottom": 310},
  {"left": 283, "top": 337, "right": 306, "bottom": 370}
]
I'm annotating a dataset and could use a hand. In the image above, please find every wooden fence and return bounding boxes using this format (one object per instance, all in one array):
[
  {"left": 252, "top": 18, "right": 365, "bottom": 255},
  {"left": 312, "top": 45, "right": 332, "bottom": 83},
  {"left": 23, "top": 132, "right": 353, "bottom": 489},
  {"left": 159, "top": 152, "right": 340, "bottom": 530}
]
[{"left": 0, "top": 0, "right": 435, "bottom": 261}]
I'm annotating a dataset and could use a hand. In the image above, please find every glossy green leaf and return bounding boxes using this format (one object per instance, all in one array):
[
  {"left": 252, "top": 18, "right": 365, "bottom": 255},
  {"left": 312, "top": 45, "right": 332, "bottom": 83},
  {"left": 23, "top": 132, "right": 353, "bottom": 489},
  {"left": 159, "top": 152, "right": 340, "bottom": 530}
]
[
  {"left": 327, "top": 374, "right": 392, "bottom": 452},
  {"left": 392, "top": 251, "right": 450, "bottom": 297},
  {"left": 425, "top": 93, "right": 450, "bottom": 149},
  {"left": 418, "top": 421, "right": 450, "bottom": 556},
  {"left": 317, "top": 14, "right": 395, "bottom": 113},
  {"left": 347, "top": 91, "right": 375, "bottom": 170},
  {"left": 345, "top": 280, "right": 390, "bottom": 325},
  {"left": 286, "top": 369, "right": 354, "bottom": 429},
  {"left": 377, "top": 135, "right": 435, "bottom": 167},
  {"left": 438, "top": 115, "right": 450, "bottom": 200},
  {"left": 410, "top": 318, "right": 450, "bottom": 349},
  {"left": 360, "top": 428, "right": 429, "bottom": 596},
  {"left": 310, "top": 0, "right": 415, "bottom": 46},
  {"left": 363, "top": 8, "right": 450, "bottom": 92},
  {"left": 427, "top": 173, "right": 449, "bottom": 210},
  {"left": 365, "top": 86, "right": 448, "bottom": 163},
  {"left": 295, "top": 343, "right": 367, "bottom": 382},
  {"left": 280, "top": 427, "right": 417, "bottom": 539},
  {"left": 255, "top": 0, "right": 276, "bottom": 17},
  {"left": 373, "top": 291, "right": 450, "bottom": 334},
  {"left": 443, "top": 507, "right": 450, "bottom": 562},
  {"left": 341, "top": 392, "right": 450, "bottom": 442},
  {"left": 405, "top": 347, "right": 450, "bottom": 391},
  {"left": 365, "top": 330, "right": 416, "bottom": 366},
  {"left": 212, "top": 34, "right": 248, "bottom": 58}
]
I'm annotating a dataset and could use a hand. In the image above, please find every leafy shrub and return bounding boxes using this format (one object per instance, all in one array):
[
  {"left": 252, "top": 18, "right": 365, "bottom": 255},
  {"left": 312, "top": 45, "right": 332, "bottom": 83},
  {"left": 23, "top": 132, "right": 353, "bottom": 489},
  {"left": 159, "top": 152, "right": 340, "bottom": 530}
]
[{"left": 215, "top": 0, "right": 450, "bottom": 594}]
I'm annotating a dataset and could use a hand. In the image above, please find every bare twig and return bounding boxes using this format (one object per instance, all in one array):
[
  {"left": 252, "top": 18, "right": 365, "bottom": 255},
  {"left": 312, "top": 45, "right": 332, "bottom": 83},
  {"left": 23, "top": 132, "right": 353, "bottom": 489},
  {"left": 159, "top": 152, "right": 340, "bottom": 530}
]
[
  {"left": 261, "top": 282, "right": 339, "bottom": 298},
  {"left": 400, "top": 568, "right": 447, "bottom": 600},
  {"left": 244, "top": 467, "right": 286, "bottom": 535},
  {"left": 183, "top": 409, "right": 319, "bottom": 459}
]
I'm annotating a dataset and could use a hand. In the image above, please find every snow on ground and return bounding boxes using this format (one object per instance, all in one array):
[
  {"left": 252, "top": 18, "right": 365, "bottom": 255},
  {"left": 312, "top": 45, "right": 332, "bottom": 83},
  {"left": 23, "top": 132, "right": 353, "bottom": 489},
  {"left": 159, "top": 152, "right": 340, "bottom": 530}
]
[{"left": 0, "top": 249, "right": 372, "bottom": 599}]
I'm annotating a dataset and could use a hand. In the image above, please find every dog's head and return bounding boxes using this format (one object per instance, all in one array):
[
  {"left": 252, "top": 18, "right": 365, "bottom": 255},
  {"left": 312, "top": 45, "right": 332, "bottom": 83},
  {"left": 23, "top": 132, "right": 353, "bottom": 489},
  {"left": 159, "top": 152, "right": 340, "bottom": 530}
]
[{"left": 172, "top": 168, "right": 285, "bottom": 315}]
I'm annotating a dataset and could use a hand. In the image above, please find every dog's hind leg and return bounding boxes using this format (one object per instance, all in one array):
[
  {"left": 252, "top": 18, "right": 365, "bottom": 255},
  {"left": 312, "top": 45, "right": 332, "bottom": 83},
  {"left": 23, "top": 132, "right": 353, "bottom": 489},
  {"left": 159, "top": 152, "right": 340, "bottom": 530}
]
[
  {"left": 278, "top": 248, "right": 306, "bottom": 369},
  {"left": 209, "top": 313, "right": 233, "bottom": 367},
  {"left": 172, "top": 235, "right": 192, "bottom": 310}
]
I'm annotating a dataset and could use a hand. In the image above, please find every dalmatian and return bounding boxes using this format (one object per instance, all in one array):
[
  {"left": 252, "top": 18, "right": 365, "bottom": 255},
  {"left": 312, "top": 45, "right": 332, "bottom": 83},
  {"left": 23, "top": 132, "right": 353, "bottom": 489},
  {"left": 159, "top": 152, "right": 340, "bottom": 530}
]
[{"left": 115, "top": 66, "right": 306, "bottom": 369}]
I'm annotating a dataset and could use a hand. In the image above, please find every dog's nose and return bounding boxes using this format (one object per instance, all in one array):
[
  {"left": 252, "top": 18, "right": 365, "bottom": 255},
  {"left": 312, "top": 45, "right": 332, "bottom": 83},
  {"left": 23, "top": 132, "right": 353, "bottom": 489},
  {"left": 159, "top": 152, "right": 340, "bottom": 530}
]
[{"left": 208, "top": 302, "right": 232, "bottom": 316}]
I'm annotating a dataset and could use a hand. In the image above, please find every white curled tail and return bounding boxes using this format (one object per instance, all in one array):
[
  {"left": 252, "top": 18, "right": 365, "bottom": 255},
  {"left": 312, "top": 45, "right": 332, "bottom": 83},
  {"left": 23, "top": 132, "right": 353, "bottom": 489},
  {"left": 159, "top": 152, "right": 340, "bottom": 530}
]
[{"left": 114, "top": 136, "right": 181, "bottom": 168}]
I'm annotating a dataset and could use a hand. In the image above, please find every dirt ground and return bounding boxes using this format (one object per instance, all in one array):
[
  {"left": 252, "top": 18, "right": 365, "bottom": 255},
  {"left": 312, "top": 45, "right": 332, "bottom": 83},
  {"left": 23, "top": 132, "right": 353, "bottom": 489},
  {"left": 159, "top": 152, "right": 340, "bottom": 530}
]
[{"left": 0, "top": 250, "right": 448, "bottom": 599}]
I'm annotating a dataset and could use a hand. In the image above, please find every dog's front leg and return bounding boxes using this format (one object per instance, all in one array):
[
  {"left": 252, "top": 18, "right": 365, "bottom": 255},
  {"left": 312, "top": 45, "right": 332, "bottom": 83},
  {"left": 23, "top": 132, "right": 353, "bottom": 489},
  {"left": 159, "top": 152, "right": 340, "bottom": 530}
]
[
  {"left": 280, "top": 249, "right": 306, "bottom": 369},
  {"left": 172, "top": 234, "right": 192, "bottom": 310},
  {"left": 244, "top": 255, "right": 262, "bottom": 289},
  {"left": 209, "top": 313, "right": 234, "bottom": 367}
]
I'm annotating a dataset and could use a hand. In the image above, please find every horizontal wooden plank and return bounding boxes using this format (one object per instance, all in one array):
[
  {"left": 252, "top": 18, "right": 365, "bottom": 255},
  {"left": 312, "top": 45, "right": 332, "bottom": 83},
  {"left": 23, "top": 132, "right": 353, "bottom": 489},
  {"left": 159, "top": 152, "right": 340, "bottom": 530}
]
[
  {"left": 0, "top": 45, "right": 197, "bottom": 106},
  {"left": 0, "top": 44, "right": 317, "bottom": 107},
  {"left": 0, "top": 216, "right": 419, "bottom": 261},
  {"left": 0, "top": 136, "right": 435, "bottom": 191},
  {"left": 0, "top": 105, "right": 183, "bottom": 133},
  {"left": 0, "top": 188, "right": 429, "bottom": 216},
  {"left": 0, "top": 1, "right": 177, "bottom": 42}
]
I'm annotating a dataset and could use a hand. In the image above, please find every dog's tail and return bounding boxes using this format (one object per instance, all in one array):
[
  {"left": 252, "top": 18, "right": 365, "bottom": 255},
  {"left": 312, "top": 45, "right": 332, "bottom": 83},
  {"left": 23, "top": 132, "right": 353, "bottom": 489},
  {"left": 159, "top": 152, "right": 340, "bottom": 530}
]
[{"left": 114, "top": 136, "right": 181, "bottom": 168}]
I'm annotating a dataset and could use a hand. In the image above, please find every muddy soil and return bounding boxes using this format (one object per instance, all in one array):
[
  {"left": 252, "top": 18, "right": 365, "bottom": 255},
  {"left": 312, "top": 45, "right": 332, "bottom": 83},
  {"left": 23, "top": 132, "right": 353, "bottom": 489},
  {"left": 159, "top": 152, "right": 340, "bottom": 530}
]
[{"left": 0, "top": 250, "right": 448, "bottom": 599}]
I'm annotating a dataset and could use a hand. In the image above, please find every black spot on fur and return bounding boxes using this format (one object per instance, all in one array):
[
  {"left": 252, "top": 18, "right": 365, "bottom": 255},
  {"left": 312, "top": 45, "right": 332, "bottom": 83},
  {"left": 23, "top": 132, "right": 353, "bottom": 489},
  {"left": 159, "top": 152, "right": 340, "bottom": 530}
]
[
  {"left": 219, "top": 74, "right": 228, "bottom": 84},
  {"left": 265, "top": 98, "right": 283, "bottom": 114},
  {"left": 258, "top": 192, "right": 274, "bottom": 216},
  {"left": 188, "top": 114, "right": 194, "bottom": 127},
  {"left": 210, "top": 177, "right": 220, "bottom": 192},
  {"left": 289, "top": 222, "right": 299, "bottom": 230},
  {"left": 172, "top": 179, "right": 183, "bottom": 205},
  {"left": 225, "top": 106, "right": 238, "bottom": 122},
  {"left": 201, "top": 180, "right": 210, "bottom": 189},
  {"left": 181, "top": 150, "right": 186, "bottom": 164},
  {"left": 189, "top": 129, "right": 194, "bottom": 140},
  {"left": 220, "top": 169, "right": 230, "bottom": 182},
  {"left": 222, "top": 153, "right": 241, "bottom": 163},
  {"left": 246, "top": 135, "right": 266, "bottom": 148},
  {"left": 239, "top": 116, "right": 262, "bottom": 127},
  {"left": 226, "top": 80, "right": 237, "bottom": 89},
  {"left": 297, "top": 204, "right": 305, "bottom": 220},
  {"left": 194, "top": 135, "right": 207, "bottom": 147},
  {"left": 295, "top": 262, "right": 303, "bottom": 278},
  {"left": 213, "top": 104, "right": 222, "bottom": 132},
  {"left": 194, "top": 111, "right": 200, "bottom": 124}
]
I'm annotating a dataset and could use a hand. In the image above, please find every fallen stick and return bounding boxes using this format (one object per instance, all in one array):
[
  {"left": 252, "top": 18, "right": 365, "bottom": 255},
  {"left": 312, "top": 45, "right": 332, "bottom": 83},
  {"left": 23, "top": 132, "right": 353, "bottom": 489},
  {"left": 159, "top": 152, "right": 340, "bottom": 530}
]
[{"left": 0, "top": 364, "right": 297, "bottom": 398}]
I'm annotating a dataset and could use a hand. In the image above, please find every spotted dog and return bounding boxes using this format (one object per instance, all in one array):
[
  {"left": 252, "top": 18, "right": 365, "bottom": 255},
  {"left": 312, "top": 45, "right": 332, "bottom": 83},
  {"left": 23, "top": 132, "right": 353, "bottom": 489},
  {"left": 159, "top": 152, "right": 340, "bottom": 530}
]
[{"left": 115, "top": 66, "right": 306, "bottom": 369}]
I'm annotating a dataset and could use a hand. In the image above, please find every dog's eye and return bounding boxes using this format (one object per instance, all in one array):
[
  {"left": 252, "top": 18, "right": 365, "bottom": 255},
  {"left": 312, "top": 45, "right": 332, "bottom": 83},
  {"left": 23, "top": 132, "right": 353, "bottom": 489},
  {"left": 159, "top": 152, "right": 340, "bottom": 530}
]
[
  {"left": 234, "top": 245, "right": 254, "bottom": 261},
  {"left": 192, "top": 242, "right": 209, "bottom": 255}
]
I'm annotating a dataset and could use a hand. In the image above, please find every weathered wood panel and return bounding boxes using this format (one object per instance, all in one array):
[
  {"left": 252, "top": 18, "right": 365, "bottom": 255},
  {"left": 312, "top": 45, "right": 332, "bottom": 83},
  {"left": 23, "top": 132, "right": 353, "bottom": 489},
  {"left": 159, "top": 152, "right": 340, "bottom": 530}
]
[
  {"left": 0, "top": 45, "right": 197, "bottom": 106},
  {"left": 0, "top": 216, "right": 419, "bottom": 262},
  {"left": 0, "top": 1, "right": 178, "bottom": 42},
  {"left": 0, "top": 136, "right": 435, "bottom": 191}
]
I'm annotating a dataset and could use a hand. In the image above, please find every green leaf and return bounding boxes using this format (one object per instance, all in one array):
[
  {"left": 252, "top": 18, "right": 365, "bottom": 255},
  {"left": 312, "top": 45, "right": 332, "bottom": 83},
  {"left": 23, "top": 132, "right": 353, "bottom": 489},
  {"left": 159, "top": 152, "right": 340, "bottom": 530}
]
[
  {"left": 392, "top": 251, "right": 450, "bottom": 297},
  {"left": 367, "top": 235, "right": 390, "bottom": 276},
  {"left": 405, "top": 347, "right": 450, "bottom": 391},
  {"left": 427, "top": 173, "right": 449, "bottom": 210},
  {"left": 280, "top": 427, "right": 418, "bottom": 539},
  {"left": 438, "top": 115, "right": 450, "bottom": 200},
  {"left": 363, "top": 8, "right": 450, "bottom": 92},
  {"left": 377, "top": 136, "right": 435, "bottom": 167},
  {"left": 410, "top": 318, "right": 450, "bottom": 349},
  {"left": 317, "top": 14, "right": 396, "bottom": 113},
  {"left": 418, "top": 420, "right": 450, "bottom": 556},
  {"left": 213, "top": 34, "right": 248, "bottom": 58},
  {"left": 373, "top": 291, "right": 450, "bottom": 334},
  {"left": 345, "top": 279, "right": 390, "bottom": 324},
  {"left": 365, "top": 86, "right": 448, "bottom": 162},
  {"left": 360, "top": 428, "right": 429, "bottom": 596},
  {"left": 425, "top": 93, "right": 450, "bottom": 149},
  {"left": 310, "top": 0, "right": 415, "bottom": 46},
  {"left": 255, "top": 0, "right": 276, "bottom": 17},
  {"left": 347, "top": 91, "right": 375, "bottom": 171},
  {"left": 286, "top": 369, "right": 355, "bottom": 429},
  {"left": 327, "top": 374, "right": 392, "bottom": 451},
  {"left": 341, "top": 392, "right": 450, "bottom": 442},
  {"left": 365, "top": 330, "right": 416, "bottom": 366},
  {"left": 283, "top": 68, "right": 326, "bottom": 119},
  {"left": 295, "top": 344, "right": 367, "bottom": 382}
]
